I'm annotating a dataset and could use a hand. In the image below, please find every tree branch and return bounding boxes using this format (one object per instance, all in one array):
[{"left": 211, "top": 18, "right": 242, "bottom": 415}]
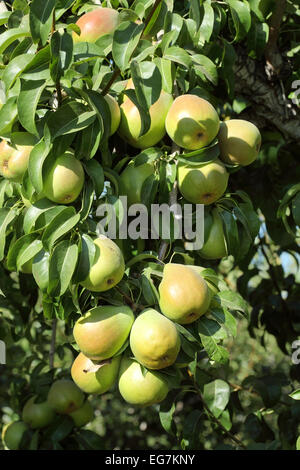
[{"left": 265, "top": 0, "right": 287, "bottom": 78}]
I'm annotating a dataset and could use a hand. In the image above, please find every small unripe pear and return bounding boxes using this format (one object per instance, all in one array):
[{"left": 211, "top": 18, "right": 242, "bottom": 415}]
[
  {"left": 159, "top": 263, "right": 210, "bottom": 324},
  {"left": 43, "top": 151, "right": 84, "bottom": 204},
  {"left": 178, "top": 159, "right": 229, "bottom": 205},
  {"left": 199, "top": 209, "right": 227, "bottom": 259},
  {"left": 218, "top": 119, "right": 261, "bottom": 166},
  {"left": 69, "top": 400, "right": 94, "bottom": 427},
  {"left": 47, "top": 379, "right": 84, "bottom": 414},
  {"left": 118, "top": 358, "right": 169, "bottom": 406},
  {"left": 73, "top": 305, "right": 134, "bottom": 360},
  {"left": 22, "top": 396, "right": 55, "bottom": 429},
  {"left": 80, "top": 236, "right": 125, "bottom": 292},
  {"left": 119, "top": 160, "right": 154, "bottom": 206},
  {"left": 165, "top": 94, "right": 220, "bottom": 150},
  {"left": 130, "top": 309, "right": 181, "bottom": 370},
  {"left": 73, "top": 7, "right": 119, "bottom": 43},
  {"left": 2, "top": 421, "right": 28, "bottom": 450},
  {"left": 71, "top": 352, "right": 121, "bottom": 394}
]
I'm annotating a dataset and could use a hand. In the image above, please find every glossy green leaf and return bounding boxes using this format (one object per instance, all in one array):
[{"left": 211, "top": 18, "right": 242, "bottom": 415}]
[
  {"left": 42, "top": 207, "right": 80, "bottom": 251},
  {"left": 112, "top": 21, "right": 144, "bottom": 72},
  {"left": 29, "top": 0, "right": 56, "bottom": 45},
  {"left": 48, "top": 240, "right": 78, "bottom": 296},
  {"left": 18, "top": 79, "right": 48, "bottom": 136}
]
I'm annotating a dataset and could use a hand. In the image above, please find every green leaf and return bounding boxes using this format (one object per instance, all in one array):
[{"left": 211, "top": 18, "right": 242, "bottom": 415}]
[
  {"left": 216, "top": 290, "right": 249, "bottom": 316},
  {"left": 198, "top": 317, "right": 229, "bottom": 364},
  {"left": 81, "top": 89, "right": 110, "bottom": 143},
  {"left": 18, "top": 79, "right": 48, "bottom": 136},
  {"left": 226, "top": 0, "right": 251, "bottom": 41},
  {"left": 211, "top": 307, "right": 237, "bottom": 337},
  {"left": 130, "top": 60, "right": 162, "bottom": 109},
  {"left": 153, "top": 58, "right": 175, "bottom": 94},
  {"left": 21, "top": 45, "right": 51, "bottom": 81},
  {"left": 0, "top": 208, "right": 18, "bottom": 261},
  {"left": 29, "top": 0, "right": 56, "bottom": 45},
  {"left": 23, "top": 198, "right": 58, "bottom": 234},
  {"left": 83, "top": 159, "right": 104, "bottom": 198},
  {"left": 48, "top": 240, "right": 78, "bottom": 296},
  {"left": 2, "top": 54, "right": 35, "bottom": 91},
  {"left": 219, "top": 209, "right": 239, "bottom": 259},
  {"left": 159, "top": 395, "right": 177, "bottom": 435},
  {"left": 45, "top": 101, "right": 96, "bottom": 142},
  {"left": 289, "top": 389, "right": 300, "bottom": 400},
  {"left": 123, "top": 88, "right": 151, "bottom": 137},
  {"left": 164, "top": 46, "right": 192, "bottom": 68},
  {"left": 16, "top": 239, "right": 43, "bottom": 272},
  {"left": 28, "top": 140, "right": 52, "bottom": 193},
  {"left": 0, "top": 27, "right": 30, "bottom": 54},
  {"left": 50, "top": 29, "right": 73, "bottom": 83},
  {"left": 182, "top": 409, "right": 202, "bottom": 448},
  {"left": 203, "top": 379, "right": 230, "bottom": 418},
  {"left": 297, "top": 436, "right": 300, "bottom": 450},
  {"left": 112, "top": 21, "right": 144, "bottom": 72},
  {"left": 192, "top": 54, "right": 218, "bottom": 85},
  {"left": 7, "top": 233, "right": 41, "bottom": 271},
  {"left": 73, "top": 233, "right": 96, "bottom": 283},
  {"left": 199, "top": 1, "right": 214, "bottom": 44},
  {"left": 32, "top": 249, "right": 50, "bottom": 291},
  {"left": 42, "top": 207, "right": 80, "bottom": 251},
  {"left": 0, "top": 97, "right": 17, "bottom": 137}
]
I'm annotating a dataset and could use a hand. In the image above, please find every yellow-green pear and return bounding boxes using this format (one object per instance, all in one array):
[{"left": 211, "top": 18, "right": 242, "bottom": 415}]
[
  {"left": 178, "top": 159, "right": 228, "bottom": 205},
  {"left": 69, "top": 400, "right": 94, "bottom": 427},
  {"left": 0, "top": 135, "right": 35, "bottom": 182},
  {"left": 104, "top": 94, "right": 121, "bottom": 135},
  {"left": 71, "top": 352, "right": 121, "bottom": 394},
  {"left": 218, "top": 119, "right": 261, "bottom": 166},
  {"left": 119, "top": 160, "right": 154, "bottom": 206},
  {"left": 199, "top": 208, "right": 227, "bottom": 259},
  {"left": 80, "top": 236, "right": 125, "bottom": 292},
  {"left": 73, "top": 305, "right": 134, "bottom": 360},
  {"left": 43, "top": 151, "right": 84, "bottom": 204},
  {"left": 22, "top": 396, "right": 55, "bottom": 429},
  {"left": 159, "top": 263, "right": 210, "bottom": 324},
  {"left": 47, "top": 379, "right": 84, "bottom": 414},
  {"left": 118, "top": 357, "right": 169, "bottom": 406},
  {"left": 72, "top": 7, "right": 119, "bottom": 43},
  {"left": 130, "top": 308, "right": 180, "bottom": 370},
  {"left": 2, "top": 421, "right": 28, "bottom": 450},
  {"left": 118, "top": 79, "right": 173, "bottom": 149},
  {"left": 165, "top": 94, "right": 220, "bottom": 150}
]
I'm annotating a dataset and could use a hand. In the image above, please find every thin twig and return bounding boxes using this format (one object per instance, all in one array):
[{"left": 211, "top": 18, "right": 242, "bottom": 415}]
[
  {"left": 49, "top": 319, "right": 57, "bottom": 369},
  {"left": 51, "top": 9, "right": 56, "bottom": 34}
]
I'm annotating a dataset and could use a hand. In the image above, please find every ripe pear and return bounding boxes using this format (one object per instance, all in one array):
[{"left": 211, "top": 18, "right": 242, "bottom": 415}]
[
  {"left": 73, "top": 305, "right": 134, "bottom": 360},
  {"left": 22, "top": 396, "right": 55, "bottom": 429},
  {"left": 47, "top": 379, "right": 84, "bottom": 414},
  {"left": 130, "top": 308, "right": 180, "bottom": 370},
  {"left": 118, "top": 357, "right": 169, "bottom": 406},
  {"left": 0, "top": 135, "right": 35, "bottom": 182},
  {"left": 178, "top": 159, "right": 229, "bottom": 205},
  {"left": 199, "top": 208, "right": 227, "bottom": 259},
  {"left": 73, "top": 7, "right": 119, "bottom": 43},
  {"left": 104, "top": 94, "right": 121, "bottom": 135},
  {"left": 118, "top": 79, "right": 173, "bottom": 149},
  {"left": 2, "top": 421, "right": 28, "bottom": 450},
  {"left": 80, "top": 236, "right": 125, "bottom": 292},
  {"left": 69, "top": 400, "right": 94, "bottom": 427},
  {"left": 119, "top": 160, "right": 154, "bottom": 206},
  {"left": 165, "top": 94, "right": 220, "bottom": 150},
  {"left": 71, "top": 352, "right": 121, "bottom": 394},
  {"left": 159, "top": 264, "right": 210, "bottom": 324},
  {"left": 218, "top": 119, "right": 261, "bottom": 166},
  {"left": 43, "top": 151, "right": 84, "bottom": 204}
]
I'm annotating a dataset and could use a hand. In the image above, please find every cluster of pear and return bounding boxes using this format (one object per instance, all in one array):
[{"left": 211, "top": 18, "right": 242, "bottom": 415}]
[
  {"left": 71, "top": 262, "right": 217, "bottom": 407},
  {"left": 2, "top": 379, "right": 93, "bottom": 450}
]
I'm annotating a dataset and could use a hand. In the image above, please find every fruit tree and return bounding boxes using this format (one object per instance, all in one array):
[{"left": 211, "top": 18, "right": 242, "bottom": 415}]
[{"left": 0, "top": 0, "right": 299, "bottom": 452}]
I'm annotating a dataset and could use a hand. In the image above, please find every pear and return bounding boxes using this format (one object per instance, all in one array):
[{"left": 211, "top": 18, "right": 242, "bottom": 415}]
[
  {"left": 2, "top": 421, "right": 28, "bottom": 450},
  {"left": 159, "top": 264, "right": 210, "bottom": 324},
  {"left": 178, "top": 159, "right": 229, "bottom": 205},
  {"left": 73, "top": 305, "right": 134, "bottom": 360},
  {"left": 69, "top": 400, "right": 94, "bottom": 427},
  {"left": 199, "top": 208, "right": 227, "bottom": 259},
  {"left": 47, "top": 379, "right": 84, "bottom": 414},
  {"left": 43, "top": 151, "right": 85, "bottom": 204},
  {"left": 218, "top": 119, "right": 261, "bottom": 166},
  {"left": 118, "top": 357, "right": 169, "bottom": 406},
  {"left": 165, "top": 94, "right": 220, "bottom": 150},
  {"left": 72, "top": 7, "right": 119, "bottom": 43},
  {"left": 71, "top": 352, "right": 121, "bottom": 394},
  {"left": 187, "top": 265, "right": 219, "bottom": 304},
  {"left": 118, "top": 79, "right": 173, "bottom": 149},
  {"left": 22, "top": 396, "right": 55, "bottom": 429},
  {"left": 80, "top": 235, "right": 125, "bottom": 292},
  {"left": 119, "top": 160, "right": 154, "bottom": 206},
  {"left": 130, "top": 308, "right": 180, "bottom": 370},
  {"left": 0, "top": 135, "right": 35, "bottom": 182}
]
